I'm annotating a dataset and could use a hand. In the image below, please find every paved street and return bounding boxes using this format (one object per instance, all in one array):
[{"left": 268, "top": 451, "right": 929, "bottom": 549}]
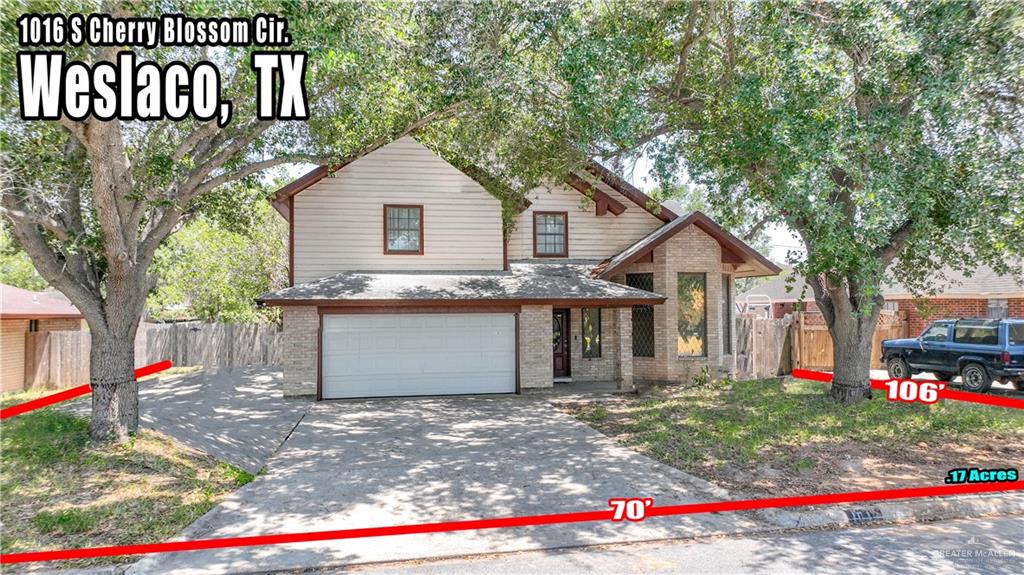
[{"left": 329, "top": 515, "right": 1024, "bottom": 574}]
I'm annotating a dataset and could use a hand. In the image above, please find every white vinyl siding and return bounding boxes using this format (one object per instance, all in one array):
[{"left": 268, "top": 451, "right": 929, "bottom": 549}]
[
  {"left": 508, "top": 182, "right": 662, "bottom": 260},
  {"left": 321, "top": 313, "right": 516, "bottom": 398},
  {"left": 293, "top": 138, "right": 504, "bottom": 283}
]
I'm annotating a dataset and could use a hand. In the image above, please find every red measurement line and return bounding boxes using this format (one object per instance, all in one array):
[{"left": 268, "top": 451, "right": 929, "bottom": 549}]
[
  {"left": 0, "top": 360, "right": 173, "bottom": 420},
  {"left": 2, "top": 481, "right": 1021, "bottom": 564},
  {"left": 791, "top": 369, "right": 1024, "bottom": 410}
]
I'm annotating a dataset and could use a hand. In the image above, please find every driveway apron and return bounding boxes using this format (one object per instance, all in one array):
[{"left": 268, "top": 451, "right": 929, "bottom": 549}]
[{"left": 130, "top": 396, "right": 766, "bottom": 574}]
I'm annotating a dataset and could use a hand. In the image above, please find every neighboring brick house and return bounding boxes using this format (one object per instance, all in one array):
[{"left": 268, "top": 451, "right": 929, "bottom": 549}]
[
  {"left": 739, "top": 266, "right": 1024, "bottom": 335},
  {"left": 0, "top": 284, "right": 84, "bottom": 393},
  {"left": 257, "top": 137, "right": 780, "bottom": 399}
]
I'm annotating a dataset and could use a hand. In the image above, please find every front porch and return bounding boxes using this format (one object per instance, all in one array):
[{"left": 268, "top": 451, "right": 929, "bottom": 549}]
[
  {"left": 518, "top": 305, "right": 635, "bottom": 392},
  {"left": 522, "top": 379, "right": 636, "bottom": 397}
]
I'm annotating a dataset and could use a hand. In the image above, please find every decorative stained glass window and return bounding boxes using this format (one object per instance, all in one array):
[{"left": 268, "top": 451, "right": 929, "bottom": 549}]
[
  {"left": 677, "top": 273, "right": 706, "bottom": 357},
  {"left": 582, "top": 308, "right": 601, "bottom": 358},
  {"left": 722, "top": 274, "right": 732, "bottom": 355}
]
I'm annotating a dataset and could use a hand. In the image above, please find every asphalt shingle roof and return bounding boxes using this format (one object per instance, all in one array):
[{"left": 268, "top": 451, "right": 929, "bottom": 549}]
[
  {"left": 0, "top": 284, "right": 82, "bottom": 318},
  {"left": 259, "top": 262, "right": 666, "bottom": 304},
  {"left": 739, "top": 263, "right": 1024, "bottom": 302}
]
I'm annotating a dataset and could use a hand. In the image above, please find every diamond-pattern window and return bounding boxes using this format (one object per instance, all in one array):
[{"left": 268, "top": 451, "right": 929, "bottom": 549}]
[{"left": 627, "top": 273, "right": 655, "bottom": 357}]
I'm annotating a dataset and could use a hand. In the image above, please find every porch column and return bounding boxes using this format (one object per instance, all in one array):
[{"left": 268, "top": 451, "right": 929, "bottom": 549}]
[
  {"left": 615, "top": 307, "right": 633, "bottom": 390},
  {"left": 519, "top": 305, "right": 553, "bottom": 389},
  {"left": 282, "top": 306, "right": 318, "bottom": 398}
]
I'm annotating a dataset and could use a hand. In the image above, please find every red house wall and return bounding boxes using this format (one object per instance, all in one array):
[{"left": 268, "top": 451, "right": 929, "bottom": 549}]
[
  {"left": 893, "top": 298, "right": 1024, "bottom": 335},
  {"left": 768, "top": 297, "right": 1023, "bottom": 334}
]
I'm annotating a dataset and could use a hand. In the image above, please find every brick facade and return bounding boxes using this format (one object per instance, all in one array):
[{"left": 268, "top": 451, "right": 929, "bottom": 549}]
[
  {"left": 518, "top": 305, "right": 552, "bottom": 389},
  {"left": 895, "top": 297, "right": 1024, "bottom": 335},
  {"left": 618, "top": 225, "right": 728, "bottom": 385},
  {"left": 614, "top": 307, "right": 633, "bottom": 390},
  {"left": 768, "top": 297, "right": 1023, "bottom": 334},
  {"left": 282, "top": 306, "right": 318, "bottom": 397},
  {"left": 276, "top": 226, "right": 743, "bottom": 397},
  {"left": 1012, "top": 298, "right": 1024, "bottom": 318},
  {"left": 36, "top": 318, "right": 84, "bottom": 331},
  {"left": 566, "top": 307, "right": 618, "bottom": 382}
]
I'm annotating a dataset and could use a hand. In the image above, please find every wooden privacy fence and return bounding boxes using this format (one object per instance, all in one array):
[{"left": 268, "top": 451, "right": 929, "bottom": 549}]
[
  {"left": 144, "top": 323, "right": 283, "bottom": 369},
  {"left": 733, "top": 310, "right": 909, "bottom": 380},
  {"left": 791, "top": 310, "right": 908, "bottom": 371},
  {"left": 24, "top": 330, "right": 91, "bottom": 392},
  {"left": 22, "top": 322, "right": 282, "bottom": 390},
  {"left": 735, "top": 314, "right": 793, "bottom": 379}
]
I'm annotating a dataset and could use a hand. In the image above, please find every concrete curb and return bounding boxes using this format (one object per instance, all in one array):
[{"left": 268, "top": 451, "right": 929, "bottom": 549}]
[
  {"left": 760, "top": 491, "right": 1024, "bottom": 529},
  {"left": 23, "top": 566, "right": 128, "bottom": 575}
]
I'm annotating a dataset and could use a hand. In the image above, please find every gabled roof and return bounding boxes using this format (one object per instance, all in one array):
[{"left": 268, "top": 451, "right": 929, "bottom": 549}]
[
  {"left": 740, "top": 264, "right": 1024, "bottom": 303},
  {"left": 592, "top": 212, "right": 782, "bottom": 280},
  {"left": 0, "top": 284, "right": 83, "bottom": 319},
  {"left": 585, "top": 162, "right": 678, "bottom": 223},
  {"left": 258, "top": 262, "right": 666, "bottom": 307},
  {"left": 268, "top": 137, "right": 678, "bottom": 223}
]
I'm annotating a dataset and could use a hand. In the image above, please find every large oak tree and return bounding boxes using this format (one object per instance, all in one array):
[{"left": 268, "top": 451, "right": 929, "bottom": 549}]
[
  {"left": 566, "top": 0, "right": 1023, "bottom": 401},
  {"left": 1, "top": 0, "right": 579, "bottom": 441}
]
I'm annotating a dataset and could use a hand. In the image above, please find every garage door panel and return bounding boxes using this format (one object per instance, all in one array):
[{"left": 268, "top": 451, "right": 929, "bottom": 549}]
[{"left": 322, "top": 313, "right": 516, "bottom": 399}]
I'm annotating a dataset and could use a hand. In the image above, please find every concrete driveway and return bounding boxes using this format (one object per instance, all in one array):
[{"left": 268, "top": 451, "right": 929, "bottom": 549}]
[
  {"left": 130, "top": 397, "right": 765, "bottom": 574},
  {"left": 67, "top": 367, "right": 309, "bottom": 473}
]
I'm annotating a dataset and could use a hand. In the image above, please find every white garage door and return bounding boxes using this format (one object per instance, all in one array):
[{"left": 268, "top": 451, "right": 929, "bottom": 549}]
[{"left": 321, "top": 313, "right": 516, "bottom": 399}]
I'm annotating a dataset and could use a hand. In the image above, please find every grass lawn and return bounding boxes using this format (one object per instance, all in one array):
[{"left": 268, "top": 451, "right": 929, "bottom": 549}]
[
  {"left": 562, "top": 378, "right": 1024, "bottom": 497},
  {"left": 0, "top": 391, "right": 252, "bottom": 570}
]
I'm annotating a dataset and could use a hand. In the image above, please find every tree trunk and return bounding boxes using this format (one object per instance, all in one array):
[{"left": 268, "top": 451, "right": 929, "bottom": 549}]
[
  {"left": 88, "top": 332, "right": 138, "bottom": 443},
  {"left": 826, "top": 312, "right": 877, "bottom": 403}
]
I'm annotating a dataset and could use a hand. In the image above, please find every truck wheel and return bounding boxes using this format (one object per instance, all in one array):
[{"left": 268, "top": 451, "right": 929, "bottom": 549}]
[
  {"left": 887, "top": 356, "right": 910, "bottom": 380},
  {"left": 960, "top": 363, "right": 993, "bottom": 393},
  {"left": 1013, "top": 379, "right": 1024, "bottom": 392}
]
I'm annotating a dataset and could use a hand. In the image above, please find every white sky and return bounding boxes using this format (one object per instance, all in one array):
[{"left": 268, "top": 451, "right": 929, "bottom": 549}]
[{"left": 624, "top": 154, "right": 804, "bottom": 265}]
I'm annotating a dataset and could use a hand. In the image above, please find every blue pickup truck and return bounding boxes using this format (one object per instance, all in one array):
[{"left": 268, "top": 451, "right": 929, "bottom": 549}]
[{"left": 881, "top": 318, "right": 1024, "bottom": 393}]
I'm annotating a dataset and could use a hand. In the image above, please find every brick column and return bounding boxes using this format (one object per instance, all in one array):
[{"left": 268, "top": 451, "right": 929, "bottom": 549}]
[
  {"left": 519, "top": 305, "right": 553, "bottom": 389},
  {"left": 615, "top": 307, "right": 633, "bottom": 390},
  {"left": 282, "top": 306, "right": 318, "bottom": 398}
]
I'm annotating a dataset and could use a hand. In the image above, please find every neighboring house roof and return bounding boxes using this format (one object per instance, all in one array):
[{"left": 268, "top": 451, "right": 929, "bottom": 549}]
[
  {"left": 592, "top": 212, "right": 782, "bottom": 280},
  {"left": 739, "top": 264, "right": 1024, "bottom": 303},
  {"left": 0, "top": 284, "right": 83, "bottom": 319},
  {"left": 268, "top": 137, "right": 678, "bottom": 223},
  {"left": 258, "top": 262, "right": 666, "bottom": 307}
]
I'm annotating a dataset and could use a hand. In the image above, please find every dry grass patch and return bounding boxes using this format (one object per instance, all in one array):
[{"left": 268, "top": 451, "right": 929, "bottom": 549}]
[
  {"left": 562, "top": 378, "right": 1024, "bottom": 497},
  {"left": 1, "top": 391, "right": 252, "bottom": 571}
]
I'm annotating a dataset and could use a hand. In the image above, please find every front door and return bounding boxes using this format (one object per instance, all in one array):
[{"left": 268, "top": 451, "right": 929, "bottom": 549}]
[{"left": 552, "top": 309, "right": 571, "bottom": 378}]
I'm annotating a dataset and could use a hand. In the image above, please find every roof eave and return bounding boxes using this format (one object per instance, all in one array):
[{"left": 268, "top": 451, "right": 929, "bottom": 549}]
[
  {"left": 596, "top": 211, "right": 782, "bottom": 280},
  {"left": 257, "top": 296, "right": 666, "bottom": 308}
]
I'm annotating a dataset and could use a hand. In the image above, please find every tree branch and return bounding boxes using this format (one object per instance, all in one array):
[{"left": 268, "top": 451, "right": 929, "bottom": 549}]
[
  {"left": 876, "top": 219, "right": 914, "bottom": 267},
  {"left": 193, "top": 154, "right": 333, "bottom": 196}
]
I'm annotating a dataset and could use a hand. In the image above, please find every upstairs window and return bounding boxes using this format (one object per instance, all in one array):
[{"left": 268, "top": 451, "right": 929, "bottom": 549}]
[
  {"left": 384, "top": 205, "right": 423, "bottom": 254},
  {"left": 533, "top": 212, "right": 567, "bottom": 257}
]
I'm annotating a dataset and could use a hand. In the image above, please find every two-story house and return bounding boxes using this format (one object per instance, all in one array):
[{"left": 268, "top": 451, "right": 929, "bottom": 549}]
[{"left": 258, "top": 138, "right": 780, "bottom": 399}]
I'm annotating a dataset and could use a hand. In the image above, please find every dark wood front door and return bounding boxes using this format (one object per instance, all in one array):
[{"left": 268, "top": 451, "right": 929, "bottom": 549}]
[{"left": 552, "top": 309, "right": 571, "bottom": 378}]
